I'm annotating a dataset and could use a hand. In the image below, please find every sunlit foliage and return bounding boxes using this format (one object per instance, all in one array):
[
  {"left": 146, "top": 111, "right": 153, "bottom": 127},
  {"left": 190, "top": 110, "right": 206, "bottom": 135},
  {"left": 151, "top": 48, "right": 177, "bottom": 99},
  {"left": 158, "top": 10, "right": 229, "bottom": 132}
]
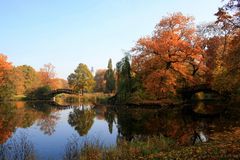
[
  {"left": 132, "top": 13, "right": 207, "bottom": 99},
  {"left": 0, "top": 54, "right": 15, "bottom": 101},
  {"left": 68, "top": 63, "right": 95, "bottom": 95}
]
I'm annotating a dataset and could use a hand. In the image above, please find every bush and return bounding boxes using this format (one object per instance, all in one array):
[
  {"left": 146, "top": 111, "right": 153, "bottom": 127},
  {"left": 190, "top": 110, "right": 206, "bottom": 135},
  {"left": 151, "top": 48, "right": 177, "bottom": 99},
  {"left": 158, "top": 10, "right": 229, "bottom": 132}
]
[{"left": 26, "top": 85, "right": 51, "bottom": 100}]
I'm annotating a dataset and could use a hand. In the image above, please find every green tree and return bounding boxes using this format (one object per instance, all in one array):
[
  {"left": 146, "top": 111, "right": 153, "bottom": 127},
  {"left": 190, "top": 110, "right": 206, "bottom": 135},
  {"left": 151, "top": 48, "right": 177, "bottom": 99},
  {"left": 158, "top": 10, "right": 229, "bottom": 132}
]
[
  {"left": 0, "top": 74, "right": 15, "bottom": 101},
  {"left": 104, "top": 59, "right": 115, "bottom": 93},
  {"left": 116, "top": 53, "right": 132, "bottom": 101},
  {"left": 16, "top": 65, "right": 40, "bottom": 94},
  {"left": 67, "top": 63, "right": 95, "bottom": 95}
]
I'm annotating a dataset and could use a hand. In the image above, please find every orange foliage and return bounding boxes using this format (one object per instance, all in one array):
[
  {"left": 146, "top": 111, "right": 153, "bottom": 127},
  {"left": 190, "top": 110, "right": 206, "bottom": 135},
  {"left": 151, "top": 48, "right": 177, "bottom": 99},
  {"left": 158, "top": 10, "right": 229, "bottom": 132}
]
[
  {"left": 38, "top": 63, "right": 57, "bottom": 89},
  {"left": 51, "top": 78, "right": 69, "bottom": 89},
  {"left": 132, "top": 13, "right": 207, "bottom": 98},
  {"left": 0, "top": 54, "right": 13, "bottom": 86}
]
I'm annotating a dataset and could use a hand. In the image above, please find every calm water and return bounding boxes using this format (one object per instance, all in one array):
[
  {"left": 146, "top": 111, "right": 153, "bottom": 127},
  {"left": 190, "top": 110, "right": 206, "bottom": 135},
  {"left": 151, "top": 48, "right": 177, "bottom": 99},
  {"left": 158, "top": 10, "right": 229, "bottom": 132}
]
[
  {"left": 0, "top": 101, "right": 240, "bottom": 159},
  {"left": 0, "top": 102, "right": 118, "bottom": 160}
]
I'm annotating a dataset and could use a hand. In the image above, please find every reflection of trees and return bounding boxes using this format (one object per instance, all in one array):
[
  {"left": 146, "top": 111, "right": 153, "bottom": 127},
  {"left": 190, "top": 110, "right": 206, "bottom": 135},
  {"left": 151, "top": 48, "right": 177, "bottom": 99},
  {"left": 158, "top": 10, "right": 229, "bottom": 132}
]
[
  {"left": 0, "top": 102, "right": 40, "bottom": 144},
  {"left": 116, "top": 108, "right": 163, "bottom": 141},
  {"left": 0, "top": 103, "right": 17, "bottom": 144},
  {"left": 115, "top": 106, "right": 240, "bottom": 145},
  {"left": 104, "top": 108, "right": 116, "bottom": 134},
  {"left": 27, "top": 102, "right": 53, "bottom": 115},
  {"left": 27, "top": 102, "right": 60, "bottom": 135},
  {"left": 68, "top": 107, "right": 95, "bottom": 136},
  {"left": 37, "top": 113, "right": 59, "bottom": 135},
  {"left": 116, "top": 108, "right": 194, "bottom": 143},
  {"left": 0, "top": 102, "right": 58, "bottom": 144}
]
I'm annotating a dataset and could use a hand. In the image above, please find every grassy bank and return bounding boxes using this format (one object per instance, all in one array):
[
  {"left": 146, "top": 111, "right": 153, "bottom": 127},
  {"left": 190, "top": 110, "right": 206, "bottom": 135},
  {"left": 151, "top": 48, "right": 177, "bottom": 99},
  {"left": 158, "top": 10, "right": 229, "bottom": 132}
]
[
  {"left": 55, "top": 93, "right": 113, "bottom": 104},
  {"left": 62, "top": 135, "right": 240, "bottom": 160},
  {"left": 63, "top": 135, "right": 175, "bottom": 160},
  {"left": 2, "top": 133, "right": 240, "bottom": 160}
]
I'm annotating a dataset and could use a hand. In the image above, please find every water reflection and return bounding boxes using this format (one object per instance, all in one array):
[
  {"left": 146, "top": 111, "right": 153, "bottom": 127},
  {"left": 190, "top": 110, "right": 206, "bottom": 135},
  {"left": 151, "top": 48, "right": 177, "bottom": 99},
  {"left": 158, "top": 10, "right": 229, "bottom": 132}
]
[
  {"left": 37, "top": 112, "right": 60, "bottom": 135},
  {"left": 0, "top": 102, "right": 41, "bottom": 144},
  {"left": 68, "top": 106, "right": 95, "bottom": 136},
  {"left": 104, "top": 108, "right": 116, "bottom": 134},
  {"left": 0, "top": 101, "right": 240, "bottom": 159},
  {"left": 0, "top": 103, "right": 17, "bottom": 144},
  {"left": 114, "top": 102, "right": 240, "bottom": 145}
]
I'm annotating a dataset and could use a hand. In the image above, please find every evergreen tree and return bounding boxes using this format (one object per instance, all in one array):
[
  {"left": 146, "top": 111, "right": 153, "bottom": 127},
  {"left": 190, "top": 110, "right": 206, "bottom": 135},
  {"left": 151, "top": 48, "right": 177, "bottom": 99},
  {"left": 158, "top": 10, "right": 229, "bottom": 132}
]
[{"left": 104, "top": 59, "right": 115, "bottom": 93}]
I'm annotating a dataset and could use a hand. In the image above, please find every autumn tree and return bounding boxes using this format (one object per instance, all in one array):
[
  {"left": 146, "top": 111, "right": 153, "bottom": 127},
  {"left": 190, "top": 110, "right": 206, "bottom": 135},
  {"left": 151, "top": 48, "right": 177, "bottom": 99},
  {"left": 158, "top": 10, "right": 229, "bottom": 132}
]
[
  {"left": 67, "top": 63, "right": 95, "bottom": 95},
  {"left": 51, "top": 78, "right": 69, "bottom": 89},
  {"left": 11, "top": 67, "right": 25, "bottom": 95},
  {"left": 38, "top": 63, "right": 56, "bottom": 89},
  {"left": 132, "top": 12, "right": 207, "bottom": 99},
  {"left": 196, "top": 22, "right": 227, "bottom": 83},
  {"left": 15, "top": 65, "right": 40, "bottom": 94},
  {"left": 210, "top": 0, "right": 240, "bottom": 93},
  {"left": 0, "top": 54, "right": 15, "bottom": 101},
  {"left": 104, "top": 59, "right": 115, "bottom": 93},
  {"left": 94, "top": 69, "right": 106, "bottom": 92}
]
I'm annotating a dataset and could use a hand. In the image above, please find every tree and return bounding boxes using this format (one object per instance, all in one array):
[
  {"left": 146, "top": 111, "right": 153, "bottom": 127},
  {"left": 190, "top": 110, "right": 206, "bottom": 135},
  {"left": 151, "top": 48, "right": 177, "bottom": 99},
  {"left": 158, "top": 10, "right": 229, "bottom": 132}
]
[
  {"left": 116, "top": 53, "right": 132, "bottom": 101},
  {"left": 104, "top": 59, "right": 115, "bottom": 93},
  {"left": 197, "top": 22, "right": 227, "bottom": 82},
  {"left": 15, "top": 65, "right": 40, "bottom": 94},
  {"left": 67, "top": 63, "right": 95, "bottom": 95},
  {"left": 216, "top": 0, "right": 240, "bottom": 29},
  {"left": 0, "top": 54, "right": 15, "bottom": 101},
  {"left": 132, "top": 12, "right": 207, "bottom": 99},
  {"left": 51, "top": 78, "right": 69, "bottom": 89},
  {"left": 94, "top": 69, "right": 106, "bottom": 92},
  {"left": 38, "top": 63, "right": 56, "bottom": 89},
  {"left": 210, "top": 0, "right": 240, "bottom": 93},
  {"left": 26, "top": 86, "right": 52, "bottom": 100},
  {"left": 12, "top": 67, "right": 25, "bottom": 95}
]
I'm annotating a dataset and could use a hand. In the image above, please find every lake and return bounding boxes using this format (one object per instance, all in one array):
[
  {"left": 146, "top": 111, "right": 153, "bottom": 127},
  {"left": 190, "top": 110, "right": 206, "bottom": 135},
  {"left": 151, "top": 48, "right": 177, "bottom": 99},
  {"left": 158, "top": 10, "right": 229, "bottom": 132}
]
[{"left": 0, "top": 101, "right": 240, "bottom": 159}]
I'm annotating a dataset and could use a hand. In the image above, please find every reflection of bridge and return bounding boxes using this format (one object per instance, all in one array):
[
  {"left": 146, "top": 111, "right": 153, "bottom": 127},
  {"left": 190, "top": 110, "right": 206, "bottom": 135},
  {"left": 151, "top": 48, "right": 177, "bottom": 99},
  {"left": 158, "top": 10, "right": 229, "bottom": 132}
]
[
  {"left": 47, "top": 89, "right": 78, "bottom": 98},
  {"left": 48, "top": 101, "right": 95, "bottom": 110}
]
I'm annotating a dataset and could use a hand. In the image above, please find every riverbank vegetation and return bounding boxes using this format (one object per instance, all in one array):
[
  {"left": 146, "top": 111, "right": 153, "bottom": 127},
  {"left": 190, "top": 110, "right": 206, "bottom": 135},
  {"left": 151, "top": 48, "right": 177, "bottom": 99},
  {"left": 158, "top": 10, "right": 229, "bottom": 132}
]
[
  {"left": 1, "top": 131, "right": 240, "bottom": 160},
  {"left": 62, "top": 133, "right": 240, "bottom": 160}
]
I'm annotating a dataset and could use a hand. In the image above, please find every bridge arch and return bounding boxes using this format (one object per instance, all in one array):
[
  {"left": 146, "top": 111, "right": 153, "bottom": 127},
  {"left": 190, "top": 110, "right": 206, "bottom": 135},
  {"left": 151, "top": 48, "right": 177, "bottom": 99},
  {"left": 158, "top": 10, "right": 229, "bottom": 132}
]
[
  {"left": 47, "top": 89, "right": 78, "bottom": 99},
  {"left": 178, "top": 84, "right": 227, "bottom": 100}
]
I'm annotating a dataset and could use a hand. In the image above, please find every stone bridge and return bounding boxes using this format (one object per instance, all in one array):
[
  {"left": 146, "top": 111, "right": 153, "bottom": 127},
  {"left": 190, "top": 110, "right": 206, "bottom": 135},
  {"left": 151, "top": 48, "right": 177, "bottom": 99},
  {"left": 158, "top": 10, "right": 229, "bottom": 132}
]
[
  {"left": 47, "top": 89, "right": 78, "bottom": 99},
  {"left": 178, "top": 84, "right": 229, "bottom": 100}
]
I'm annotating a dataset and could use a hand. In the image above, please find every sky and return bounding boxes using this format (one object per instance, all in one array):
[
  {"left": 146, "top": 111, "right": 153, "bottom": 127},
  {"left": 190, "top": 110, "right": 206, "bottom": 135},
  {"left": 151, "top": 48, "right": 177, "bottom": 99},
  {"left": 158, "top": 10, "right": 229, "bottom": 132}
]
[{"left": 0, "top": 0, "right": 223, "bottom": 79}]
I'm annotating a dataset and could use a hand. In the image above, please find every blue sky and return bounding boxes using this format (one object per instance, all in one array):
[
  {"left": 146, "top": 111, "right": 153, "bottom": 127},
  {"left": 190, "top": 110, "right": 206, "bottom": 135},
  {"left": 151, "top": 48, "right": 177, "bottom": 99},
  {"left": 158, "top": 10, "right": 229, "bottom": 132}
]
[{"left": 0, "top": 0, "right": 223, "bottom": 79}]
